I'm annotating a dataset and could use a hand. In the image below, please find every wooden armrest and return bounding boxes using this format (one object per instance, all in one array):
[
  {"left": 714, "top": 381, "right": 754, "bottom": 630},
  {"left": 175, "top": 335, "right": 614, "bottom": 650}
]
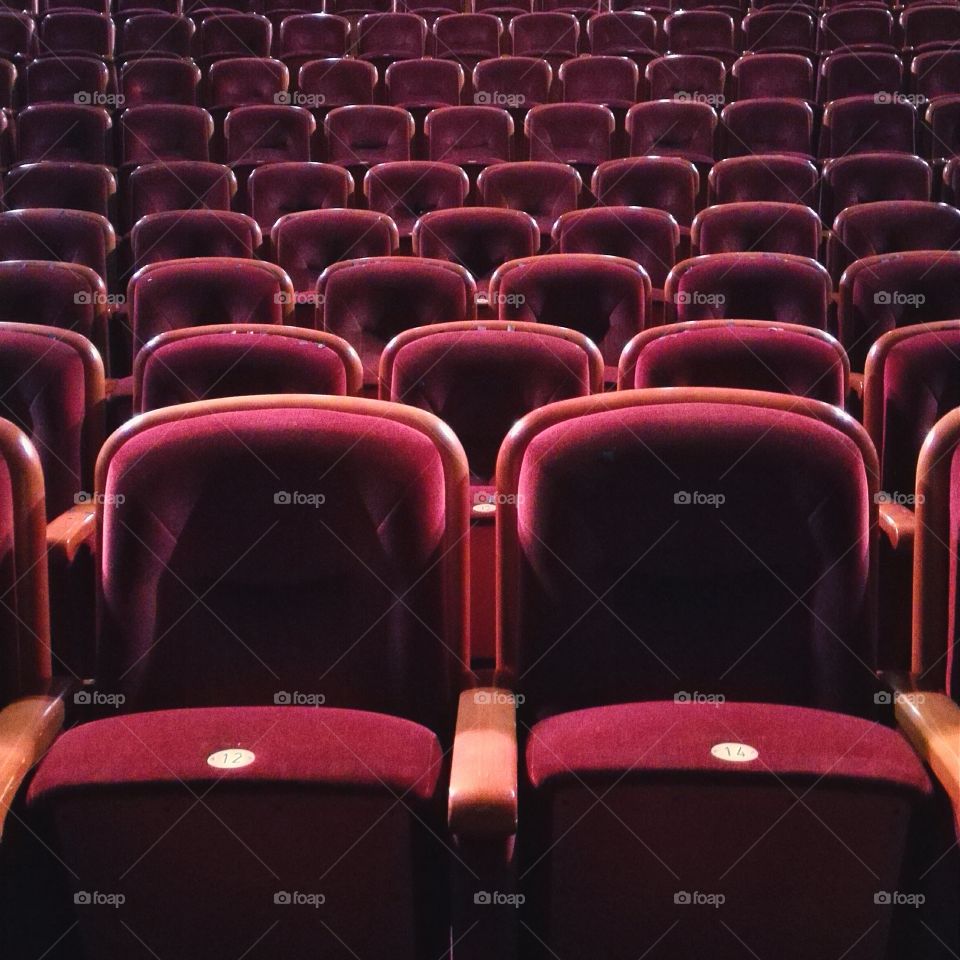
[
  {"left": 848, "top": 372, "right": 864, "bottom": 401},
  {"left": 46, "top": 503, "right": 97, "bottom": 565},
  {"left": 448, "top": 688, "right": 518, "bottom": 838},
  {"left": 895, "top": 688, "right": 960, "bottom": 824},
  {"left": 0, "top": 693, "right": 65, "bottom": 838},
  {"left": 878, "top": 501, "right": 916, "bottom": 551}
]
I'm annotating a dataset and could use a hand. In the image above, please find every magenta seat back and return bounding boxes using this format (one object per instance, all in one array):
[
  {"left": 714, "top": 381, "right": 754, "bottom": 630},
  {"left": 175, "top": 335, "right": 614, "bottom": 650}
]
[
  {"left": 708, "top": 154, "right": 818, "bottom": 206},
  {"left": 821, "top": 94, "right": 917, "bottom": 157},
  {"left": 207, "top": 58, "right": 288, "bottom": 109},
  {"left": 92, "top": 396, "right": 468, "bottom": 720},
  {"left": 478, "top": 160, "right": 580, "bottom": 235},
  {"left": 121, "top": 105, "right": 213, "bottom": 166},
  {"left": 593, "top": 156, "right": 699, "bottom": 227},
  {"left": 927, "top": 94, "right": 960, "bottom": 161},
  {"left": 24, "top": 55, "right": 108, "bottom": 104},
  {"left": 559, "top": 54, "right": 638, "bottom": 107},
  {"left": 319, "top": 257, "right": 476, "bottom": 381},
  {"left": 120, "top": 58, "right": 201, "bottom": 107},
  {"left": 356, "top": 11, "right": 427, "bottom": 59},
  {"left": 298, "top": 57, "right": 377, "bottom": 106},
  {"left": 820, "top": 153, "right": 931, "bottom": 223},
  {"left": 0, "top": 12, "right": 36, "bottom": 60},
  {"left": 246, "top": 161, "right": 352, "bottom": 234},
  {"left": 664, "top": 9, "right": 735, "bottom": 52},
  {"left": 385, "top": 58, "right": 463, "bottom": 108},
  {"left": 325, "top": 105, "right": 414, "bottom": 167},
  {"left": 128, "top": 257, "right": 293, "bottom": 354},
  {"left": 743, "top": 9, "right": 816, "bottom": 51},
  {"left": 902, "top": 2, "right": 960, "bottom": 49},
  {"left": 912, "top": 48, "right": 960, "bottom": 100},
  {"left": 733, "top": 53, "right": 815, "bottom": 100},
  {"left": 526, "top": 103, "right": 614, "bottom": 166},
  {"left": 646, "top": 53, "right": 725, "bottom": 102},
  {"left": 721, "top": 97, "right": 814, "bottom": 157},
  {"left": 425, "top": 105, "right": 513, "bottom": 166},
  {"left": 433, "top": 13, "right": 501, "bottom": 64},
  {"left": 472, "top": 57, "right": 552, "bottom": 110},
  {"left": 499, "top": 390, "right": 878, "bottom": 714},
  {"left": 626, "top": 100, "right": 717, "bottom": 164},
  {"left": 818, "top": 50, "right": 903, "bottom": 103},
  {"left": 667, "top": 252, "right": 832, "bottom": 328},
  {"left": 363, "top": 160, "right": 468, "bottom": 237},
  {"left": 18, "top": 104, "right": 111, "bottom": 164},
  {"left": 131, "top": 210, "right": 262, "bottom": 269},
  {"left": 125, "top": 161, "right": 236, "bottom": 233},
  {"left": 819, "top": 5, "right": 895, "bottom": 51},
  {"left": 510, "top": 12, "right": 579, "bottom": 60},
  {"left": 692, "top": 201, "right": 821, "bottom": 258},
  {"left": 3, "top": 163, "right": 115, "bottom": 218},
  {"left": 225, "top": 105, "right": 314, "bottom": 164},
  {"left": 278, "top": 12, "right": 350, "bottom": 61},
  {"left": 39, "top": 10, "right": 113, "bottom": 57},
  {"left": 199, "top": 12, "right": 271, "bottom": 58},
  {"left": 588, "top": 11, "right": 657, "bottom": 58},
  {"left": 119, "top": 12, "right": 194, "bottom": 57},
  {"left": 0, "top": 209, "right": 113, "bottom": 284}
]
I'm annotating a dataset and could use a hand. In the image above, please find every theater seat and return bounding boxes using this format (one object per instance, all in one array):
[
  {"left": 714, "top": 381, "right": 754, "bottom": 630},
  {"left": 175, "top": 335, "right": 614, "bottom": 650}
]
[
  {"left": 708, "top": 155, "right": 818, "bottom": 207},
  {"left": 692, "top": 201, "right": 821, "bottom": 258},
  {"left": 489, "top": 253, "right": 651, "bottom": 378},
  {"left": 477, "top": 160, "right": 581, "bottom": 239},
  {"left": 318, "top": 256, "right": 477, "bottom": 385},
  {"left": 627, "top": 99, "right": 717, "bottom": 165},
  {"left": 131, "top": 210, "right": 262, "bottom": 270},
  {"left": 120, "top": 57, "right": 201, "bottom": 107},
  {"left": 731, "top": 52, "right": 814, "bottom": 100},
  {"left": 820, "top": 94, "right": 918, "bottom": 158},
  {"left": 666, "top": 252, "right": 832, "bottom": 328},
  {"left": 120, "top": 105, "right": 214, "bottom": 168},
  {"left": 134, "top": 324, "right": 362, "bottom": 410},
  {"left": 618, "top": 319, "right": 848, "bottom": 406},
  {"left": 363, "top": 160, "right": 469, "bottom": 240},
  {"left": 819, "top": 153, "right": 932, "bottom": 224},
  {"left": 593, "top": 157, "right": 700, "bottom": 232},
  {"left": 124, "top": 161, "right": 237, "bottom": 235},
  {"left": 17, "top": 104, "right": 112, "bottom": 165},
  {"left": 721, "top": 97, "right": 814, "bottom": 158},
  {"left": 3, "top": 163, "right": 115, "bottom": 219},
  {"left": 246, "top": 161, "right": 352, "bottom": 237},
  {"left": 646, "top": 53, "right": 726, "bottom": 103}
]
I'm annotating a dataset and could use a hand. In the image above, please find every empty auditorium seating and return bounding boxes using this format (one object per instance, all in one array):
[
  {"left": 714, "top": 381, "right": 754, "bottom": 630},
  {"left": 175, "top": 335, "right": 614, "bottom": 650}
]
[
  {"left": 912, "top": 48, "right": 960, "bottom": 101},
  {"left": 489, "top": 253, "right": 651, "bottom": 375},
  {"left": 272, "top": 208, "right": 398, "bottom": 312},
  {"left": 246, "top": 160, "right": 352, "bottom": 234},
  {"left": 552, "top": 205, "right": 680, "bottom": 294},
  {"left": 363, "top": 160, "right": 468, "bottom": 238},
  {"left": 692, "top": 201, "right": 821, "bottom": 257},
  {"left": 587, "top": 10, "right": 657, "bottom": 65},
  {"left": 820, "top": 95, "right": 918, "bottom": 157},
  {"left": 223, "top": 104, "right": 315, "bottom": 169},
  {"left": 646, "top": 53, "right": 726, "bottom": 102},
  {"left": 124, "top": 160, "right": 236, "bottom": 233},
  {"left": 742, "top": 9, "right": 816, "bottom": 54},
  {"left": 356, "top": 11, "right": 428, "bottom": 69},
  {"left": 25, "top": 56, "right": 109, "bottom": 105},
  {"left": 412, "top": 206, "right": 538, "bottom": 299},
  {"left": 324, "top": 104, "right": 414, "bottom": 171},
  {"left": 299, "top": 57, "right": 377, "bottom": 110},
  {"left": 818, "top": 50, "right": 902, "bottom": 103},
  {"left": 820, "top": 153, "right": 932, "bottom": 224},
  {"left": 18, "top": 104, "right": 112, "bottom": 165},
  {"left": 0, "top": 323, "right": 104, "bottom": 520},
  {"left": 3, "top": 163, "right": 115, "bottom": 218},
  {"left": 618, "top": 319, "right": 848, "bottom": 405},
  {"left": 594, "top": 156, "right": 700, "bottom": 229},
  {"left": 731, "top": 52, "right": 814, "bottom": 100},
  {"left": 207, "top": 57, "right": 288, "bottom": 110},
  {"left": 317, "top": 256, "right": 476, "bottom": 382},
  {"left": 380, "top": 320, "right": 603, "bottom": 482},
  {"left": 39, "top": 11, "right": 114, "bottom": 58},
  {"left": 127, "top": 257, "right": 294, "bottom": 356},
  {"left": 120, "top": 57, "right": 201, "bottom": 107},
  {"left": 708, "top": 154, "right": 818, "bottom": 206},
  {"left": 0, "top": 209, "right": 114, "bottom": 285},
  {"left": 721, "top": 97, "right": 814, "bottom": 158},
  {"left": 627, "top": 100, "right": 716, "bottom": 165},
  {"left": 198, "top": 11, "right": 271, "bottom": 64},
  {"left": 478, "top": 160, "right": 581, "bottom": 236},
  {"left": 526, "top": 103, "right": 614, "bottom": 173},
  {"left": 131, "top": 209, "right": 262, "bottom": 270},
  {"left": 819, "top": 5, "right": 895, "bottom": 52},
  {"left": 134, "top": 324, "right": 363, "bottom": 410},
  {"left": 665, "top": 9, "right": 736, "bottom": 62},
  {"left": 277, "top": 12, "right": 350, "bottom": 76},
  {"left": 838, "top": 250, "right": 960, "bottom": 369},
  {"left": 667, "top": 252, "right": 832, "bottom": 328},
  {"left": 385, "top": 57, "right": 463, "bottom": 110},
  {"left": 510, "top": 12, "right": 578, "bottom": 72},
  {"left": 120, "top": 104, "right": 213, "bottom": 167},
  {"left": 827, "top": 200, "right": 960, "bottom": 283},
  {"left": 559, "top": 54, "right": 639, "bottom": 108},
  {"left": 426, "top": 104, "right": 513, "bottom": 166},
  {"left": 119, "top": 12, "right": 194, "bottom": 58}
]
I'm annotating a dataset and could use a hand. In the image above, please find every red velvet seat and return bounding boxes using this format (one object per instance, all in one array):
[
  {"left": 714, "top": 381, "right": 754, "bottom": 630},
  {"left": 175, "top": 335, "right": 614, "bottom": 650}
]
[
  {"left": 385, "top": 57, "right": 463, "bottom": 109},
  {"left": 626, "top": 100, "right": 717, "bottom": 165},
  {"left": 817, "top": 49, "right": 902, "bottom": 103},
  {"left": 742, "top": 9, "right": 816, "bottom": 53},
  {"left": 618, "top": 318, "right": 848, "bottom": 405},
  {"left": 120, "top": 105, "right": 214, "bottom": 167},
  {"left": 324, "top": 104, "right": 414, "bottom": 171},
  {"left": 425, "top": 105, "right": 514, "bottom": 166},
  {"left": 38, "top": 10, "right": 113, "bottom": 57},
  {"left": 224, "top": 104, "right": 315, "bottom": 167},
  {"left": 412, "top": 207, "right": 539, "bottom": 301},
  {"left": 120, "top": 57, "right": 201, "bottom": 107},
  {"left": 587, "top": 11, "right": 657, "bottom": 66},
  {"left": 925, "top": 94, "right": 960, "bottom": 162},
  {"left": 525, "top": 102, "right": 614, "bottom": 172},
  {"left": 199, "top": 11, "right": 271, "bottom": 64},
  {"left": 692, "top": 201, "right": 821, "bottom": 258},
  {"left": 593, "top": 156, "right": 699, "bottom": 228},
  {"left": 272, "top": 208, "right": 398, "bottom": 308},
  {"left": 472, "top": 56, "right": 551, "bottom": 117},
  {"left": 17, "top": 105, "right": 112, "bottom": 165},
  {"left": 0, "top": 12, "right": 36, "bottom": 63},
  {"left": 24, "top": 56, "right": 109, "bottom": 105},
  {"left": 489, "top": 253, "right": 651, "bottom": 375},
  {"left": 0, "top": 323, "right": 103, "bottom": 520},
  {"left": 477, "top": 159, "right": 581, "bottom": 236},
  {"left": 509, "top": 12, "right": 578, "bottom": 74},
  {"left": 318, "top": 256, "right": 477, "bottom": 384},
  {"left": 708, "top": 154, "right": 818, "bottom": 206},
  {"left": 207, "top": 57, "right": 288, "bottom": 110},
  {"left": 818, "top": 5, "right": 896, "bottom": 52},
  {"left": 559, "top": 54, "right": 638, "bottom": 108},
  {"left": 124, "top": 160, "right": 236, "bottom": 233},
  {"left": 135, "top": 324, "right": 362, "bottom": 410},
  {"left": 3, "top": 163, "right": 115, "bottom": 218},
  {"left": 552, "top": 205, "right": 680, "bottom": 294},
  {"left": 721, "top": 97, "right": 814, "bottom": 158},
  {"left": 912, "top": 48, "right": 960, "bottom": 100},
  {"left": 363, "top": 160, "right": 468, "bottom": 238},
  {"left": 381, "top": 320, "right": 602, "bottom": 483},
  {"left": 246, "top": 160, "right": 352, "bottom": 234},
  {"left": 0, "top": 209, "right": 114, "bottom": 285},
  {"left": 664, "top": 9, "right": 736, "bottom": 62},
  {"left": 820, "top": 153, "right": 932, "bottom": 224},
  {"left": 820, "top": 94, "right": 918, "bottom": 157},
  {"left": 298, "top": 57, "right": 377, "bottom": 108},
  {"left": 118, "top": 12, "right": 194, "bottom": 58},
  {"left": 731, "top": 53, "right": 814, "bottom": 100},
  {"left": 646, "top": 53, "right": 726, "bottom": 103},
  {"left": 838, "top": 250, "right": 960, "bottom": 370},
  {"left": 277, "top": 13, "right": 350, "bottom": 77},
  {"left": 902, "top": 2, "right": 960, "bottom": 53},
  {"left": 127, "top": 257, "right": 294, "bottom": 357},
  {"left": 666, "top": 252, "right": 832, "bottom": 328},
  {"left": 432, "top": 13, "right": 502, "bottom": 82},
  {"left": 131, "top": 209, "right": 262, "bottom": 270},
  {"left": 356, "top": 11, "right": 428, "bottom": 69}
]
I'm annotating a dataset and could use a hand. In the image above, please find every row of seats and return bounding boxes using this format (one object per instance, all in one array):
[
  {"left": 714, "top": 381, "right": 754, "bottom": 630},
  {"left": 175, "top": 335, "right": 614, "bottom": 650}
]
[{"left": 0, "top": 368, "right": 958, "bottom": 956}]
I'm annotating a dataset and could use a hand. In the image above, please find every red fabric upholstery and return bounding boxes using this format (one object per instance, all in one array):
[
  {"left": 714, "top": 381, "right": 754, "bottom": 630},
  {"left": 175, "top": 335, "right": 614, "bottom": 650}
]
[
  {"left": 721, "top": 97, "right": 814, "bottom": 158},
  {"left": 820, "top": 153, "right": 932, "bottom": 224},
  {"left": 299, "top": 56, "right": 377, "bottom": 106},
  {"left": 559, "top": 55, "right": 638, "bottom": 108},
  {"left": 24, "top": 56, "right": 108, "bottom": 105},
  {"left": 121, "top": 104, "right": 213, "bottom": 167},
  {"left": 593, "top": 156, "right": 699, "bottom": 227},
  {"left": 425, "top": 105, "right": 513, "bottom": 167},
  {"left": 131, "top": 210, "right": 262, "bottom": 270},
  {"left": 125, "top": 161, "right": 236, "bottom": 234},
  {"left": 820, "top": 94, "right": 917, "bottom": 158},
  {"left": 646, "top": 53, "right": 725, "bottom": 102},
  {"left": 120, "top": 57, "right": 201, "bottom": 107},
  {"left": 246, "top": 161, "right": 352, "bottom": 234},
  {"left": 325, "top": 104, "right": 414, "bottom": 168},
  {"left": 473, "top": 56, "right": 551, "bottom": 111},
  {"left": 692, "top": 201, "right": 820, "bottom": 258},
  {"left": 627, "top": 100, "right": 717, "bottom": 165},
  {"left": 478, "top": 160, "right": 580, "bottom": 235},
  {"left": 120, "top": 12, "right": 194, "bottom": 58},
  {"left": 224, "top": 104, "right": 314, "bottom": 164},
  {"left": 818, "top": 50, "right": 902, "bottom": 103},
  {"left": 732, "top": 52, "right": 814, "bottom": 100},
  {"left": 3, "top": 163, "right": 115, "bottom": 219},
  {"left": 18, "top": 104, "right": 111, "bottom": 164},
  {"left": 363, "top": 160, "right": 468, "bottom": 237},
  {"left": 708, "top": 155, "right": 818, "bottom": 207},
  {"left": 207, "top": 57, "right": 288, "bottom": 109},
  {"left": 386, "top": 57, "right": 463, "bottom": 109}
]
